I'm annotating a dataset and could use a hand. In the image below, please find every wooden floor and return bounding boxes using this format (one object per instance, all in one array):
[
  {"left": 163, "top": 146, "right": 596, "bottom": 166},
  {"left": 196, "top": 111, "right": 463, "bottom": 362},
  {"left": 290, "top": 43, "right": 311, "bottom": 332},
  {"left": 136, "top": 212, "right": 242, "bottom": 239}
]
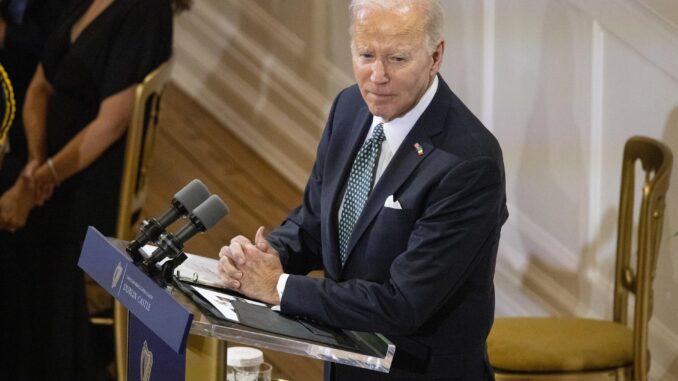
[{"left": 145, "top": 83, "right": 323, "bottom": 381}]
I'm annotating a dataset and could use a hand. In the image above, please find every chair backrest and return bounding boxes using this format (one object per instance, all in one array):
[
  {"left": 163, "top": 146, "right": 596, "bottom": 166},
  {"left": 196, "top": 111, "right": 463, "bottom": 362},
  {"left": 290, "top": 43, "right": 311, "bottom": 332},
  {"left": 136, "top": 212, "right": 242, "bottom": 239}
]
[
  {"left": 613, "top": 135, "right": 673, "bottom": 381},
  {"left": 109, "top": 59, "right": 173, "bottom": 381},
  {"left": 116, "top": 59, "right": 173, "bottom": 240}
]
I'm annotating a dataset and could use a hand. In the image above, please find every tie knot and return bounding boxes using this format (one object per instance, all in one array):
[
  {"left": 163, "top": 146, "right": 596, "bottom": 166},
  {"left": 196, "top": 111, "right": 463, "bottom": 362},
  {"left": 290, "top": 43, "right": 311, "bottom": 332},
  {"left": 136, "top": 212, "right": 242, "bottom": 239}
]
[{"left": 371, "top": 123, "right": 386, "bottom": 144}]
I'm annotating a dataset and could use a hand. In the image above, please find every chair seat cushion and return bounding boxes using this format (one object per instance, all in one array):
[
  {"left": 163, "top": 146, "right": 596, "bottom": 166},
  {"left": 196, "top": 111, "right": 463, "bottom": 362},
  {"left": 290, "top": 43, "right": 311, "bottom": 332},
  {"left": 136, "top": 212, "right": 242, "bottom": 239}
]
[{"left": 487, "top": 317, "right": 633, "bottom": 372}]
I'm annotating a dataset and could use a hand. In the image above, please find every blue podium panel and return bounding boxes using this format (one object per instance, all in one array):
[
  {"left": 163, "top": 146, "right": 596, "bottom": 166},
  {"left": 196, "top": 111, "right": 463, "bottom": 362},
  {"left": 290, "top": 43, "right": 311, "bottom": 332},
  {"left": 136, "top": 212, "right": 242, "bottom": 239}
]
[
  {"left": 78, "top": 226, "right": 193, "bottom": 353},
  {"left": 128, "top": 314, "right": 186, "bottom": 381}
]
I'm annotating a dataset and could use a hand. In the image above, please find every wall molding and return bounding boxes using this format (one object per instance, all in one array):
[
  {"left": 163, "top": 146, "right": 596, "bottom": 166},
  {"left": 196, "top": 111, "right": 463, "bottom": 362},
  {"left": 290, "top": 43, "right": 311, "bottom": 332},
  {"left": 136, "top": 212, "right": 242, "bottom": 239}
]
[
  {"left": 648, "top": 320, "right": 678, "bottom": 381},
  {"left": 568, "top": 0, "right": 678, "bottom": 82},
  {"left": 502, "top": 203, "right": 582, "bottom": 272},
  {"left": 496, "top": 237, "right": 588, "bottom": 317},
  {"left": 587, "top": 20, "right": 605, "bottom": 257}
]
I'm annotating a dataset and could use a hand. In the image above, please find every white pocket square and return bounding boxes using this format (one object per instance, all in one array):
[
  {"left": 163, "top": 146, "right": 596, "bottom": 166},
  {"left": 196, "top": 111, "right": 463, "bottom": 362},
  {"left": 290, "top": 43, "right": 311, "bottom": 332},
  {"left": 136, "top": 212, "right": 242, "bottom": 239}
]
[{"left": 384, "top": 195, "right": 402, "bottom": 209}]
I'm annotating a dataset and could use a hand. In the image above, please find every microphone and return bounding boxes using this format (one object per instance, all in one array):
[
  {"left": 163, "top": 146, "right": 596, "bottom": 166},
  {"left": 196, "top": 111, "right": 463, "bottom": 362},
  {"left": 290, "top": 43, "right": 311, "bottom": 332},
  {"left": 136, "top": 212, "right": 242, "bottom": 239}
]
[
  {"left": 142, "top": 195, "right": 229, "bottom": 270},
  {"left": 126, "top": 179, "right": 210, "bottom": 261}
]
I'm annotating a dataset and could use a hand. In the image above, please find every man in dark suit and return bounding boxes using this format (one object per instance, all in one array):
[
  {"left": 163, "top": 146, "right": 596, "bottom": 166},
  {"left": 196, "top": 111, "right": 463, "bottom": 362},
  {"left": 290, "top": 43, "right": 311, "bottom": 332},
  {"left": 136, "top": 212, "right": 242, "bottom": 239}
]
[{"left": 219, "top": 0, "right": 508, "bottom": 379}]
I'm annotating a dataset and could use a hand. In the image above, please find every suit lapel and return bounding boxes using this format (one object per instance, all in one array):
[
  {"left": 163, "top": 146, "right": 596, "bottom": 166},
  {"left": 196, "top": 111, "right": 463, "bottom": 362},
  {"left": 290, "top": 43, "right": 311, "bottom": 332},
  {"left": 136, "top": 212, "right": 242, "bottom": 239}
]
[
  {"left": 342, "top": 80, "right": 449, "bottom": 268},
  {"left": 322, "top": 107, "right": 372, "bottom": 278},
  {"left": 342, "top": 128, "right": 437, "bottom": 264}
]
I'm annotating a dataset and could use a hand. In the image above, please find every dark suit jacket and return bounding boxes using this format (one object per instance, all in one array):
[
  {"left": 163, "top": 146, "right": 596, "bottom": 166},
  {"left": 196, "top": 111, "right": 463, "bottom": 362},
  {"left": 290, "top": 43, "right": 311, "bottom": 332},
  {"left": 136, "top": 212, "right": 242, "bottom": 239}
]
[{"left": 268, "top": 75, "right": 508, "bottom": 380}]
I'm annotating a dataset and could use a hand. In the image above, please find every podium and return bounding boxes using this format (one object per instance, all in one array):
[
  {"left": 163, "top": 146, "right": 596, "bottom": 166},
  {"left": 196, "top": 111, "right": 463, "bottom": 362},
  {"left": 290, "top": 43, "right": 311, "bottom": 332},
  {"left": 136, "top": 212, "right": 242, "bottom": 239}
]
[{"left": 79, "top": 227, "right": 395, "bottom": 380}]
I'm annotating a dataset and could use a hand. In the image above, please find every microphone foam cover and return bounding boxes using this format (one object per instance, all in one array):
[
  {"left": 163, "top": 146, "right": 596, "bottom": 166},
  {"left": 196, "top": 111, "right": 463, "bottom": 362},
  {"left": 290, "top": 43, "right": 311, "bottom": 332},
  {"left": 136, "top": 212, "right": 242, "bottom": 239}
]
[
  {"left": 193, "top": 195, "right": 229, "bottom": 230},
  {"left": 175, "top": 179, "right": 210, "bottom": 212}
]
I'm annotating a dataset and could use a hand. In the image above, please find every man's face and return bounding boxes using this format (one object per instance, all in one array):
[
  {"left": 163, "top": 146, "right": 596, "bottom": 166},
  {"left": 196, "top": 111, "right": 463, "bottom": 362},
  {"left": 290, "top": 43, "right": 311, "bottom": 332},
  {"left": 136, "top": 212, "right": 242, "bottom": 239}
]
[{"left": 351, "top": 6, "right": 443, "bottom": 122}]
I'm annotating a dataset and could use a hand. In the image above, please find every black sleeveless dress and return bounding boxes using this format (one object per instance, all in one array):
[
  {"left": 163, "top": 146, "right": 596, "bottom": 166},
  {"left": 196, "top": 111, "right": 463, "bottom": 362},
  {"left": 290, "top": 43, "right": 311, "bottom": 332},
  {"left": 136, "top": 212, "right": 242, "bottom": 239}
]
[{"left": 26, "top": 0, "right": 172, "bottom": 379}]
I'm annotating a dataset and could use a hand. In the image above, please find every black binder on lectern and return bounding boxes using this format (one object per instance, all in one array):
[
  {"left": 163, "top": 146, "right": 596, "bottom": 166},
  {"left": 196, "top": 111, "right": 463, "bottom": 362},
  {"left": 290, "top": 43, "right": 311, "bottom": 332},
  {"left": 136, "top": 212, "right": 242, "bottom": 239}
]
[{"left": 173, "top": 280, "right": 374, "bottom": 353}]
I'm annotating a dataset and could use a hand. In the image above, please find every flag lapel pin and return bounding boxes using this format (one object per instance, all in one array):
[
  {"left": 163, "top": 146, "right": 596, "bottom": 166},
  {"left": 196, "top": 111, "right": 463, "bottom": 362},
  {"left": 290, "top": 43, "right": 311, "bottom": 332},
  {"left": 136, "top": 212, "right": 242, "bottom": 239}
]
[{"left": 414, "top": 143, "right": 424, "bottom": 156}]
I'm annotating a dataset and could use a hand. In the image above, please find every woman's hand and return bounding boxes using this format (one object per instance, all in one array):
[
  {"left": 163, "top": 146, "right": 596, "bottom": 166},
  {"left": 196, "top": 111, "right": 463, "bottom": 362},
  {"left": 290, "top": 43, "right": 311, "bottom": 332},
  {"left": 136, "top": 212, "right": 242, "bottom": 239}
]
[
  {"left": 0, "top": 178, "right": 37, "bottom": 232},
  {"left": 21, "top": 159, "right": 54, "bottom": 205}
]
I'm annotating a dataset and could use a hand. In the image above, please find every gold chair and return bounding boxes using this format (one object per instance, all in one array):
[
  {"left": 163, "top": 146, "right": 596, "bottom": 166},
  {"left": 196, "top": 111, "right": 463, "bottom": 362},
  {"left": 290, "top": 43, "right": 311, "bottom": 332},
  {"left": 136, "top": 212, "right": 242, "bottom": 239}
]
[
  {"left": 88, "top": 59, "right": 174, "bottom": 381},
  {"left": 488, "top": 136, "right": 673, "bottom": 381},
  {"left": 91, "top": 59, "right": 225, "bottom": 381}
]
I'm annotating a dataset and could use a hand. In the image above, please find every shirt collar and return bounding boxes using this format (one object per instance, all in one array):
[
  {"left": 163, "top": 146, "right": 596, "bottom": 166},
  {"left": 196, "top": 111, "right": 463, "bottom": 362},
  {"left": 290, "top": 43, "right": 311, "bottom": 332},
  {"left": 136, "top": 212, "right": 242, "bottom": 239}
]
[{"left": 369, "top": 75, "right": 439, "bottom": 153}]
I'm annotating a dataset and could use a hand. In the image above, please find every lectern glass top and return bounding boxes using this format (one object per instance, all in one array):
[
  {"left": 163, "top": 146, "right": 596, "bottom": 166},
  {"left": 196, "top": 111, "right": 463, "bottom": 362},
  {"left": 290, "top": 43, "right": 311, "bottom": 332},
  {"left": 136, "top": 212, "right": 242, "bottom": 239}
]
[
  {"left": 103, "top": 236, "right": 394, "bottom": 373},
  {"left": 169, "top": 284, "right": 395, "bottom": 373}
]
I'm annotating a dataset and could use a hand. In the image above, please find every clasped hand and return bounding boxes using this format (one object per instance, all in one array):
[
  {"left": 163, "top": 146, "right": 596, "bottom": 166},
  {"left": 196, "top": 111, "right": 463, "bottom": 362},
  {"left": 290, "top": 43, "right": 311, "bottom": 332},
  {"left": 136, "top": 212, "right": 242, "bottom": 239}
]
[
  {"left": 218, "top": 226, "right": 283, "bottom": 306},
  {"left": 0, "top": 160, "right": 54, "bottom": 232}
]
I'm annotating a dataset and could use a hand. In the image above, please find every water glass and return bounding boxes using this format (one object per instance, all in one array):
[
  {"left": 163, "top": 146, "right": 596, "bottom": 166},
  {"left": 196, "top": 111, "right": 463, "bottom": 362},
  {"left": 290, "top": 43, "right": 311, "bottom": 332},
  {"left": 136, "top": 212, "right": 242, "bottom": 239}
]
[{"left": 227, "top": 362, "right": 272, "bottom": 381}]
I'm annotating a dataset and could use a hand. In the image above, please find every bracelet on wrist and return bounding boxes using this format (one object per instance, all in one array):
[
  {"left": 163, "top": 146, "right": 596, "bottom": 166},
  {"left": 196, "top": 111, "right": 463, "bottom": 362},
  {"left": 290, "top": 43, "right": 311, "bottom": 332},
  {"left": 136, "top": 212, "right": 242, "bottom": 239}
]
[{"left": 47, "top": 158, "right": 60, "bottom": 186}]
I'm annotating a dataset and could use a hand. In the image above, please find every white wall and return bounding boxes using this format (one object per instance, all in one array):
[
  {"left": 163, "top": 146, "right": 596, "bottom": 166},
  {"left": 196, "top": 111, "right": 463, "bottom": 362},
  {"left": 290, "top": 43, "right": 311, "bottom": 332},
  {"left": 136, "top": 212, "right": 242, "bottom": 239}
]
[
  {"left": 172, "top": 1, "right": 678, "bottom": 379},
  {"left": 443, "top": 1, "right": 678, "bottom": 379}
]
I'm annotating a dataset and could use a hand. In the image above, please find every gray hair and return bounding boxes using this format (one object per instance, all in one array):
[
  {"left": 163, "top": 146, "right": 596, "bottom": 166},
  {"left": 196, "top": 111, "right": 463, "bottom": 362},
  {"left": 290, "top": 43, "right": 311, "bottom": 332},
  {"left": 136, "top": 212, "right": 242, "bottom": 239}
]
[{"left": 349, "top": 0, "right": 444, "bottom": 54}]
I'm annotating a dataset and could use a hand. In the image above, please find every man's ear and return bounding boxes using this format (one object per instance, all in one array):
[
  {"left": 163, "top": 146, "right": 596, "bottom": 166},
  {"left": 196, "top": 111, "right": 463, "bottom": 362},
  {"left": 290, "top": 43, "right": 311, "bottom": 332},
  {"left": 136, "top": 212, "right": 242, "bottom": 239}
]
[{"left": 431, "top": 40, "right": 445, "bottom": 75}]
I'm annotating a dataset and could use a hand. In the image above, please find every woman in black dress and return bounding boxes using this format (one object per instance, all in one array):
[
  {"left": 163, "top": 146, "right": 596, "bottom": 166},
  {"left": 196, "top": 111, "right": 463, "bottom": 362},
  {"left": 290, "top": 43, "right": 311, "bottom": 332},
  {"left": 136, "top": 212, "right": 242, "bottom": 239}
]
[
  {"left": 0, "top": 3, "right": 68, "bottom": 379},
  {"left": 0, "top": 0, "right": 190, "bottom": 379}
]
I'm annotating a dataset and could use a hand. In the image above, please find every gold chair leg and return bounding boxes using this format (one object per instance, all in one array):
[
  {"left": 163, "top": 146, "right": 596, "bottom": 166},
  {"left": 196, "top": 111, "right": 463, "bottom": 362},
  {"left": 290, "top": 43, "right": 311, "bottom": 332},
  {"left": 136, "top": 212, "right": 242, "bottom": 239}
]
[
  {"left": 186, "top": 335, "right": 226, "bottom": 381},
  {"left": 114, "top": 301, "right": 128, "bottom": 381}
]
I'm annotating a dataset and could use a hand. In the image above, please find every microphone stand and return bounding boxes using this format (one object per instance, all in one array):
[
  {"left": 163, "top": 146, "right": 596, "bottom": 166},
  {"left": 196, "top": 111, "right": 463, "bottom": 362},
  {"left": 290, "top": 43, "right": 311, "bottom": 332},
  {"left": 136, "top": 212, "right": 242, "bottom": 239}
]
[
  {"left": 140, "top": 232, "right": 189, "bottom": 288},
  {"left": 126, "top": 192, "right": 228, "bottom": 288}
]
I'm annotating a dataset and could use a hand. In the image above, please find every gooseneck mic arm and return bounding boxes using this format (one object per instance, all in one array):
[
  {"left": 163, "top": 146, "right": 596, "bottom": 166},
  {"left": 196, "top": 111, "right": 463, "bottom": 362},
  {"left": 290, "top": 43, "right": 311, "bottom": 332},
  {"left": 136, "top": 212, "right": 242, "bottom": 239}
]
[
  {"left": 127, "top": 179, "right": 210, "bottom": 262},
  {"left": 142, "top": 195, "right": 229, "bottom": 284}
]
